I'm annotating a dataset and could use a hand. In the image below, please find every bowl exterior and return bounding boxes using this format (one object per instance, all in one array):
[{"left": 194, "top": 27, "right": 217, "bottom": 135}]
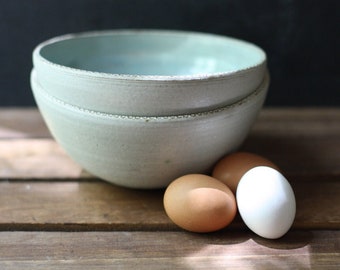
[
  {"left": 33, "top": 30, "right": 267, "bottom": 116},
  {"left": 33, "top": 62, "right": 266, "bottom": 116},
  {"left": 31, "top": 71, "right": 268, "bottom": 188}
]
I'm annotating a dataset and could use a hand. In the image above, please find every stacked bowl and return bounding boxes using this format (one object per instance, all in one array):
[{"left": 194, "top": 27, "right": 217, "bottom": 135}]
[{"left": 31, "top": 30, "right": 269, "bottom": 188}]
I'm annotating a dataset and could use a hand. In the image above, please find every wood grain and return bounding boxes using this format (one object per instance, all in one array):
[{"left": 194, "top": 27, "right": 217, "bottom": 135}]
[
  {"left": 0, "top": 108, "right": 339, "bottom": 231},
  {"left": 0, "top": 108, "right": 49, "bottom": 139},
  {"left": 0, "top": 108, "right": 339, "bottom": 269},
  {"left": 0, "top": 230, "right": 339, "bottom": 269},
  {"left": 0, "top": 179, "right": 338, "bottom": 231},
  {"left": 1, "top": 108, "right": 339, "bottom": 179},
  {"left": 0, "top": 139, "right": 87, "bottom": 179}
]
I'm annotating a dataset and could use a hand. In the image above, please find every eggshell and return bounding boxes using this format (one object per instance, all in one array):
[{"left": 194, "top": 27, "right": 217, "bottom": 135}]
[
  {"left": 163, "top": 174, "right": 237, "bottom": 233},
  {"left": 212, "top": 152, "right": 280, "bottom": 193},
  {"left": 236, "top": 166, "right": 296, "bottom": 239}
]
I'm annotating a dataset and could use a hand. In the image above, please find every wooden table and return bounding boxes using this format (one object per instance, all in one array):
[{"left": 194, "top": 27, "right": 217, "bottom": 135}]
[{"left": 0, "top": 108, "right": 339, "bottom": 269}]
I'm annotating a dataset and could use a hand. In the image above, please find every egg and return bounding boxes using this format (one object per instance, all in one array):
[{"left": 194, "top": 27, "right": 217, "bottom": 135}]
[
  {"left": 236, "top": 166, "right": 296, "bottom": 239},
  {"left": 163, "top": 174, "right": 237, "bottom": 233},
  {"left": 212, "top": 152, "right": 280, "bottom": 193}
]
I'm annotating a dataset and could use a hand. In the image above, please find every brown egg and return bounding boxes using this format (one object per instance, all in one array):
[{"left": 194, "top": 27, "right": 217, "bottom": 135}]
[
  {"left": 163, "top": 174, "right": 237, "bottom": 233},
  {"left": 212, "top": 152, "right": 280, "bottom": 194}
]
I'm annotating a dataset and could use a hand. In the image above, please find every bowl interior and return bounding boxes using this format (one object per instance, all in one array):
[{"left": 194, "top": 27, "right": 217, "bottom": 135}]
[{"left": 38, "top": 30, "right": 266, "bottom": 77}]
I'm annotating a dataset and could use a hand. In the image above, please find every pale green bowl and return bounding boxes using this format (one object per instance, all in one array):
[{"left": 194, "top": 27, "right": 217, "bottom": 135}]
[
  {"left": 33, "top": 30, "right": 266, "bottom": 116},
  {"left": 31, "top": 69, "right": 269, "bottom": 189}
]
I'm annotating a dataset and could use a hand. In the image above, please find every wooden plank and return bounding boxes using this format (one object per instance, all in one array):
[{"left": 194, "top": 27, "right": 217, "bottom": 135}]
[
  {"left": 0, "top": 181, "right": 172, "bottom": 231},
  {"left": 0, "top": 108, "right": 339, "bottom": 268},
  {"left": 0, "top": 139, "right": 90, "bottom": 179},
  {"left": 1, "top": 108, "right": 339, "bottom": 179},
  {"left": 1, "top": 136, "right": 339, "bottom": 179},
  {"left": 0, "top": 179, "right": 339, "bottom": 230},
  {"left": 0, "top": 108, "right": 50, "bottom": 139},
  {"left": 0, "top": 108, "right": 339, "bottom": 230},
  {"left": 0, "top": 230, "right": 339, "bottom": 269},
  {"left": 241, "top": 135, "right": 340, "bottom": 176},
  {"left": 252, "top": 107, "right": 340, "bottom": 136},
  {"left": 243, "top": 107, "right": 340, "bottom": 176}
]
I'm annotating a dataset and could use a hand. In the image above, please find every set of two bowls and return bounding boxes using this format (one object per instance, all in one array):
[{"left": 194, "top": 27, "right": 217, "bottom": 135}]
[{"left": 31, "top": 30, "right": 269, "bottom": 189}]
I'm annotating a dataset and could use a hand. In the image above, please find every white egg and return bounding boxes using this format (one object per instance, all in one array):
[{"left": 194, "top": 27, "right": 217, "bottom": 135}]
[{"left": 236, "top": 166, "right": 296, "bottom": 239}]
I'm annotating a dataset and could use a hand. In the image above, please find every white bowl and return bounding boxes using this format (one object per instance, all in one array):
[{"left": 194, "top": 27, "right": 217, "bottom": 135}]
[
  {"left": 31, "top": 69, "right": 269, "bottom": 189},
  {"left": 33, "top": 30, "right": 267, "bottom": 116}
]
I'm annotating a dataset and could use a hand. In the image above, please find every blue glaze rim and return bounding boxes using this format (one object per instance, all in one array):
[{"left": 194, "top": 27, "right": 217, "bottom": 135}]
[{"left": 33, "top": 29, "right": 267, "bottom": 82}]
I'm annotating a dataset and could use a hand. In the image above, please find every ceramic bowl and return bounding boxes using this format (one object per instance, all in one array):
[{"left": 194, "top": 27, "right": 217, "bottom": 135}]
[
  {"left": 31, "top": 69, "right": 269, "bottom": 189},
  {"left": 33, "top": 30, "right": 267, "bottom": 116}
]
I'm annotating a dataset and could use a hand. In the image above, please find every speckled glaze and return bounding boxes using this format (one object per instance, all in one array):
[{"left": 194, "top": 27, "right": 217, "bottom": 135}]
[
  {"left": 30, "top": 70, "right": 269, "bottom": 189},
  {"left": 33, "top": 30, "right": 266, "bottom": 116}
]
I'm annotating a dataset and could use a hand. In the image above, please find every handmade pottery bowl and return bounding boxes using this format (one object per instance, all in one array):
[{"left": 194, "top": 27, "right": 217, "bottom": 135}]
[
  {"left": 30, "top": 69, "right": 269, "bottom": 189},
  {"left": 33, "top": 30, "right": 267, "bottom": 116}
]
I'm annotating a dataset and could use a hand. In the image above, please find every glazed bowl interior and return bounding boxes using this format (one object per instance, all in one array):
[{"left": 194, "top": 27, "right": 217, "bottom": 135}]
[
  {"left": 33, "top": 30, "right": 268, "bottom": 116},
  {"left": 37, "top": 30, "right": 266, "bottom": 77}
]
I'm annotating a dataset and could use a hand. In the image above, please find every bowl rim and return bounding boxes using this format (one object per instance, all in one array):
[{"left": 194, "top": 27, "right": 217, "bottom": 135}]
[
  {"left": 31, "top": 69, "right": 269, "bottom": 121},
  {"left": 33, "top": 29, "right": 267, "bottom": 82}
]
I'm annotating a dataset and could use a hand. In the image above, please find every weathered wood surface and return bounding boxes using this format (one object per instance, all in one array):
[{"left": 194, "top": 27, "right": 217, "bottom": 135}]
[
  {"left": 0, "top": 108, "right": 339, "bottom": 269},
  {"left": 1, "top": 108, "right": 339, "bottom": 178},
  {"left": 0, "top": 179, "right": 339, "bottom": 231},
  {"left": 0, "top": 230, "right": 339, "bottom": 270}
]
